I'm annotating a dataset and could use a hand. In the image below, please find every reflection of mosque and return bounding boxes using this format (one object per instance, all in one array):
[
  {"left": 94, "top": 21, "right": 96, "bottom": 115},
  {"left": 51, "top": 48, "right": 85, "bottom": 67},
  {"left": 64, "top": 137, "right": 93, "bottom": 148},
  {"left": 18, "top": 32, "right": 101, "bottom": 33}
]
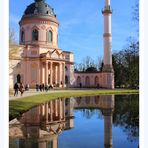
[{"left": 9, "top": 95, "right": 114, "bottom": 148}]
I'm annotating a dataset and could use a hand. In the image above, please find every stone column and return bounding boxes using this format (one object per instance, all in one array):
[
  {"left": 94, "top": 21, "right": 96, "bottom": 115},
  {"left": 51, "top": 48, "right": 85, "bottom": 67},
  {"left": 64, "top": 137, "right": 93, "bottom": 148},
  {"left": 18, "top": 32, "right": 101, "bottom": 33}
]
[
  {"left": 45, "top": 61, "right": 48, "bottom": 85},
  {"left": 62, "top": 63, "right": 65, "bottom": 87},
  {"left": 41, "top": 62, "right": 45, "bottom": 84},
  {"left": 50, "top": 62, "right": 53, "bottom": 85},
  {"left": 53, "top": 137, "right": 58, "bottom": 148},
  {"left": 40, "top": 62, "right": 42, "bottom": 84},
  {"left": 55, "top": 99, "right": 58, "bottom": 117},
  {"left": 55, "top": 65, "right": 57, "bottom": 84},
  {"left": 59, "top": 99, "right": 62, "bottom": 119},
  {"left": 59, "top": 63, "right": 62, "bottom": 87},
  {"left": 45, "top": 103, "right": 48, "bottom": 124},
  {"left": 57, "top": 64, "right": 60, "bottom": 85},
  {"left": 50, "top": 101, "right": 53, "bottom": 122},
  {"left": 38, "top": 62, "right": 40, "bottom": 84},
  {"left": 58, "top": 99, "right": 62, "bottom": 120}
]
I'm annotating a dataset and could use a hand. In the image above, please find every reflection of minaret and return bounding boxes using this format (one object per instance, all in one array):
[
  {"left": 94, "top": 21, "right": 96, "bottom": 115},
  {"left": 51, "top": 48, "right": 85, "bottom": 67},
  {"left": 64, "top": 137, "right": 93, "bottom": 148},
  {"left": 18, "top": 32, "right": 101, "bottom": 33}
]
[
  {"left": 103, "top": 109, "right": 113, "bottom": 148},
  {"left": 102, "top": 0, "right": 114, "bottom": 89},
  {"left": 102, "top": 95, "right": 114, "bottom": 148}
]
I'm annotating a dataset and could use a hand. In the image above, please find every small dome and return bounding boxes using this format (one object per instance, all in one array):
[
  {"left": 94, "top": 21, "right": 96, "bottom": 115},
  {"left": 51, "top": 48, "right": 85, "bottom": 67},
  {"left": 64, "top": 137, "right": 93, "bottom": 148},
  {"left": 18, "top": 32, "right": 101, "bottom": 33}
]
[{"left": 24, "top": 0, "right": 56, "bottom": 17}]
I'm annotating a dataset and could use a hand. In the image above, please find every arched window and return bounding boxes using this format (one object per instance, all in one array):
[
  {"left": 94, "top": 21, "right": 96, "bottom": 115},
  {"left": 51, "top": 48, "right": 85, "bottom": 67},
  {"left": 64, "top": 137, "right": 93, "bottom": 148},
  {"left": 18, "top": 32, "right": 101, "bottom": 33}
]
[
  {"left": 65, "top": 98, "right": 69, "bottom": 106},
  {"left": 94, "top": 76, "right": 99, "bottom": 86},
  {"left": 77, "top": 76, "right": 81, "bottom": 87},
  {"left": 65, "top": 75, "right": 69, "bottom": 84},
  {"left": 85, "top": 76, "right": 90, "bottom": 87},
  {"left": 17, "top": 62, "right": 21, "bottom": 68},
  {"left": 21, "top": 30, "right": 25, "bottom": 43},
  {"left": 17, "top": 74, "right": 21, "bottom": 83},
  {"left": 65, "top": 66, "right": 68, "bottom": 71},
  {"left": 47, "top": 30, "right": 53, "bottom": 43},
  {"left": 32, "top": 29, "right": 38, "bottom": 41}
]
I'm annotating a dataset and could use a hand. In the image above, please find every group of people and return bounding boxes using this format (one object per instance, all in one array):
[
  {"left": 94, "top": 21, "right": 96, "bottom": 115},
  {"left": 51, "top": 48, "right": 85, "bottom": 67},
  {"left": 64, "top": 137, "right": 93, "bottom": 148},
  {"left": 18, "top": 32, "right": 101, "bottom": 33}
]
[
  {"left": 36, "top": 83, "right": 53, "bottom": 92},
  {"left": 14, "top": 82, "right": 25, "bottom": 96},
  {"left": 13, "top": 81, "right": 62, "bottom": 97}
]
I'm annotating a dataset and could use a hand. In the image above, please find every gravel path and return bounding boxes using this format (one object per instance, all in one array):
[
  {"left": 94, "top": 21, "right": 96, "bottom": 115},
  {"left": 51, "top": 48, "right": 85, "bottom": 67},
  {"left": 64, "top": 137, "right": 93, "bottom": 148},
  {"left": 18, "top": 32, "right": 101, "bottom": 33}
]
[{"left": 9, "top": 88, "right": 92, "bottom": 100}]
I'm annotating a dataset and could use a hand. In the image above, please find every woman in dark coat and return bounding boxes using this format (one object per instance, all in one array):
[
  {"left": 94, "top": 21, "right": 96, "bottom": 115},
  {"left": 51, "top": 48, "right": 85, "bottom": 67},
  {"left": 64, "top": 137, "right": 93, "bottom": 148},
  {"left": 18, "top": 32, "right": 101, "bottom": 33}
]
[{"left": 14, "top": 82, "right": 19, "bottom": 96}]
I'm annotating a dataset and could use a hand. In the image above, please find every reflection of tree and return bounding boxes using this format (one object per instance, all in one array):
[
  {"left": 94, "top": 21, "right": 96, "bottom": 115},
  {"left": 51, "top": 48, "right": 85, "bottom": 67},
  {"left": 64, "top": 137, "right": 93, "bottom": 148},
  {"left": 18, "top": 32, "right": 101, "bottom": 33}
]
[{"left": 113, "top": 95, "right": 139, "bottom": 142}]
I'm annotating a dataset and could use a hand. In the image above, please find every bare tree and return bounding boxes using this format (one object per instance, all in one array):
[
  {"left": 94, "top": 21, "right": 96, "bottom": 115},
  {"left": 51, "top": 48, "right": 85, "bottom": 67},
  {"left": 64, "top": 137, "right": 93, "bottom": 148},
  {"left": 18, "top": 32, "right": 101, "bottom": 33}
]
[
  {"left": 9, "top": 28, "right": 17, "bottom": 45},
  {"left": 82, "top": 56, "right": 95, "bottom": 70},
  {"left": 133, "top": 0, "right": 139, "bottom": 23},
  {"left": 74, "top": 56, "right": 103, "bottom": 72}
]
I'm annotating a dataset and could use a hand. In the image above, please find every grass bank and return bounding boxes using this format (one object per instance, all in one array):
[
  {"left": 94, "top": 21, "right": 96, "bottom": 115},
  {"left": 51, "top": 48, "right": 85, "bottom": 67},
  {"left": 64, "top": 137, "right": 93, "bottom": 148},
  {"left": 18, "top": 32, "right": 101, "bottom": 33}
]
[{"left": 9, "top": 89, "right": 139, "bottom": 120}]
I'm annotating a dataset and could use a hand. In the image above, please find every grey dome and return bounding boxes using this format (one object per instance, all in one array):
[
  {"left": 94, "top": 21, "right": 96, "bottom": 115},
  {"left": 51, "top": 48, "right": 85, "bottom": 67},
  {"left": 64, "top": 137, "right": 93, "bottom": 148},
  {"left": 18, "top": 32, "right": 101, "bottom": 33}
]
[{"left": 24, "top": 0, "right": 56, "bottom": 17}]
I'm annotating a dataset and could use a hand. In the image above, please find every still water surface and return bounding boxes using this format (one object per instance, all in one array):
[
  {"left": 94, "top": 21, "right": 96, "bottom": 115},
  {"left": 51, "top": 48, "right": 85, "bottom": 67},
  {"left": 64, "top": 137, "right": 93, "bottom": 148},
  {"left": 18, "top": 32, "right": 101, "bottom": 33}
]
[{"left": 9, "top": 94, "right": 139, "bottom": 148}]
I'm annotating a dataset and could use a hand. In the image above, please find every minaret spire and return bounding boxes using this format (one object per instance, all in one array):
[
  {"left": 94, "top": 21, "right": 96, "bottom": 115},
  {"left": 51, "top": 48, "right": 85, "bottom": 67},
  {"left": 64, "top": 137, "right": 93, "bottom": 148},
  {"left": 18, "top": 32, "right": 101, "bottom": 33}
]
[
  {"left": 102, "top": 0, "right": 113, "bottom": 72},
  {"left": 102, "top": 0, "right": 114, "bottom": 89}
]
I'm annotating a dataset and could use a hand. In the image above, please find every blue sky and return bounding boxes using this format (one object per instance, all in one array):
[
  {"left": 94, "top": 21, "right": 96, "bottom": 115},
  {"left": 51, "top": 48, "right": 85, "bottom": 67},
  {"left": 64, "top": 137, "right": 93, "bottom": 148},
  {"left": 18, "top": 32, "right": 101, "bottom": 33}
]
[{"left": 9, "top": 0, "right": 138, "bottom": 63}]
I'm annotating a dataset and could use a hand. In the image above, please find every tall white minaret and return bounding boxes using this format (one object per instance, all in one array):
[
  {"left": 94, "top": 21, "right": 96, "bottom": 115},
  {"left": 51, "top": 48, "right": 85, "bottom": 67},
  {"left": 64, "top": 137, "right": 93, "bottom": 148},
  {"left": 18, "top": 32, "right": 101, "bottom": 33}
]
[
  {"left": 102, "top": 0, "right": 114, "bottom": 89},
  {"left": 102, "top": 0, "right": 113, "bottom": 72}
]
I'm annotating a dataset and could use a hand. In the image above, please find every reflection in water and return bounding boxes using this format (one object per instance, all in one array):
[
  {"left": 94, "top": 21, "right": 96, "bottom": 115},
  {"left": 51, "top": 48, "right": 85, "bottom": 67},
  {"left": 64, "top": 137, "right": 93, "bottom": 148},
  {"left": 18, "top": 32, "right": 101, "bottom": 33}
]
[
  {"left": 113, "top": 95, "right": 139, "bottom": 142},
  {"left": 9, "top": 95, "right": 138, "bottom": 148}
]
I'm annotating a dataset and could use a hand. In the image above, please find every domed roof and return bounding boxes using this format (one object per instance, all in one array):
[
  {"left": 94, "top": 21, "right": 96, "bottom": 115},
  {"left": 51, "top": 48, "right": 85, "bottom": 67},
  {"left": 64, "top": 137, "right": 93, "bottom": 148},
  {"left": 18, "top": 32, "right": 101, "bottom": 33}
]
[{"left": 23, "top": 0, "right": 56, "bottom": 17}]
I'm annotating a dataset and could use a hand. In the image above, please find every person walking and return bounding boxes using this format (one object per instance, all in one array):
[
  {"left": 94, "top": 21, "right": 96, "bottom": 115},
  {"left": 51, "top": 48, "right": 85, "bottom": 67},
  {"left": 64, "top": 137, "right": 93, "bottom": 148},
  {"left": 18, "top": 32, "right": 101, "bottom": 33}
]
[
  {"left": 39, "top": 84, "right": 42, "bottom": 92},
  {"left": 45, "top": 84, "right": 49, "bottom": 92},
  {"left": 19, "top": 83, "right": 25, "bottom": 96},
  {"left": 36, "top": 84, "right": 39, "bottom": 91},
  {"left": 25, "top": 84, "right": 29, "bottom": 91},
  {"left": 14, "top": 82, "right": 19, "bottom": 96},
  {"left": 42, "top": 83, "right": 45, "bottom": 91}
]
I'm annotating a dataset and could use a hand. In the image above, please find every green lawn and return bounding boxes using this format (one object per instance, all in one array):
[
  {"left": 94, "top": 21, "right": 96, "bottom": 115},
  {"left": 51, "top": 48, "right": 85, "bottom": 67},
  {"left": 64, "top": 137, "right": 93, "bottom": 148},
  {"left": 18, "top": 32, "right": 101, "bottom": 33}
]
[{"left": 9, "top": 89, "right": 139, "bottom": 120}]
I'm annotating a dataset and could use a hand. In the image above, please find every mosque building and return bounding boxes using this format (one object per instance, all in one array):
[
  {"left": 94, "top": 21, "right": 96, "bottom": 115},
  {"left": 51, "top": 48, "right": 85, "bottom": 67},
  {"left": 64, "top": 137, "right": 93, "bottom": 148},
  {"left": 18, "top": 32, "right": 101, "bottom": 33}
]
[
  {"left": 9, "top": 0, "right": 114, "bottom": 89},
  {"left": 19, "top": 0, "right": 75, "bottom": 88}
]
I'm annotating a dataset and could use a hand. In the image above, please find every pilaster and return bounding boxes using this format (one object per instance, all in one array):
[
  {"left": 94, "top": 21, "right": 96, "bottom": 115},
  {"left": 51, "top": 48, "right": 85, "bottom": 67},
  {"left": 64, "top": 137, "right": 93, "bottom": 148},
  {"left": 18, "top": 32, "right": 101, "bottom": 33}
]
[{"left": 45, "top": 103, "right": 49, "bottom": 124}]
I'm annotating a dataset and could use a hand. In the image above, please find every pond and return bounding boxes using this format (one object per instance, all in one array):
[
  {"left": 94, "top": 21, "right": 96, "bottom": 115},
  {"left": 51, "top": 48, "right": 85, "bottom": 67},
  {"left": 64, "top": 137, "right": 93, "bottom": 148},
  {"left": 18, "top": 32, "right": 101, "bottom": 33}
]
[{"left": 9, "top": 94, "right": 139, "bottom": 148}]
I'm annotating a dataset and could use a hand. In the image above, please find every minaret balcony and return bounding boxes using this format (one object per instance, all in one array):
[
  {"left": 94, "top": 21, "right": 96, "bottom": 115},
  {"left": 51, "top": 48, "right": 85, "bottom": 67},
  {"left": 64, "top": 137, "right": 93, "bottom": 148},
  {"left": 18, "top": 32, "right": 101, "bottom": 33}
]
[{"left": 102, "top": 6, "right": 113, "bottom": 14}]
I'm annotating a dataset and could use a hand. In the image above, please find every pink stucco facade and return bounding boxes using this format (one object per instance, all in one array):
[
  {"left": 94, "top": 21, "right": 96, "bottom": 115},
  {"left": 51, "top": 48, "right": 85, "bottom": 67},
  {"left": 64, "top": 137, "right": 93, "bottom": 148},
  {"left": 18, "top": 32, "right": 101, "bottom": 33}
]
[
  {"left": 19, "top": 10, "right": 74, "bottom": 88},
  {"left": 73, "top": 72, "right": 114, "bottom": 88}
]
